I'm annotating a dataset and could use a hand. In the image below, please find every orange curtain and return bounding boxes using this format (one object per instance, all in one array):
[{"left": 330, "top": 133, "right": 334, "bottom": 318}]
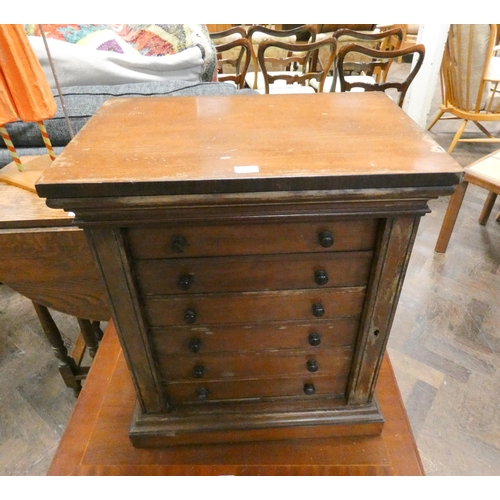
[{"left": 0, "top": 24, "right": 56, "bottom": 123}]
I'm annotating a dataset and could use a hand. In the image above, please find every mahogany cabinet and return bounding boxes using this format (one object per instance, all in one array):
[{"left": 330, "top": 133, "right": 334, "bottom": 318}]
[{"left": 36, "top": 92, "right": 463, "bottom": 447}]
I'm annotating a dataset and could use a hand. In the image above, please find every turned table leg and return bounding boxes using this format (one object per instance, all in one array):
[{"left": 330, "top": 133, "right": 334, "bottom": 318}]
[
  {"left": 76, "top": 318, "right": 100, "bottom": 358},
  {"left": 32, "top": 302, "right": 82, "bottom": 396},
  {"left": 32, "top": 303, "right": 103, "bottom": 396}
]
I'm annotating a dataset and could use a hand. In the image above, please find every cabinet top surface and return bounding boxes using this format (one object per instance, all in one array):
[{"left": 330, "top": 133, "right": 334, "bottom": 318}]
[{"left": 36, "top": 92, "right": 463, "bottom": 198}]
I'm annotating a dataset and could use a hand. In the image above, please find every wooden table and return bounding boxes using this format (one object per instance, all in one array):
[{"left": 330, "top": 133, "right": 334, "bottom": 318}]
[
  {"left": 0, "top": 181, "right": 109, "bottom": 393},
  {"left": 48, "top": 320, "right": 424, "bottom": 475}
]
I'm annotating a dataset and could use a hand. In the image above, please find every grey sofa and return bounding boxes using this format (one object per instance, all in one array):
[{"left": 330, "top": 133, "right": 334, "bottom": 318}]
[{"left": 0, "top": 81, "right": 257, "bottom": 169}]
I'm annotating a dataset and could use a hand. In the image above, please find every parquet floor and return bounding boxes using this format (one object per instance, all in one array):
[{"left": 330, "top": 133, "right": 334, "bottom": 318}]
[{"left": 1, "top": 69, "right": 499, "bottom": 476}]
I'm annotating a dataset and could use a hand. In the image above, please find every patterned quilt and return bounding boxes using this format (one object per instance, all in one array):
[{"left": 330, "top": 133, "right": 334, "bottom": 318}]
[{"left": 25, "top": 24, "right": 217, "bottom": 82}]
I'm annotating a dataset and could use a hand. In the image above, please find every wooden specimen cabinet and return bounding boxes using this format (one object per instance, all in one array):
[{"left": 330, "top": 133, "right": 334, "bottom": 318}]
[{"left": 36, "top": 92, "right": 463, "bottom": 447}]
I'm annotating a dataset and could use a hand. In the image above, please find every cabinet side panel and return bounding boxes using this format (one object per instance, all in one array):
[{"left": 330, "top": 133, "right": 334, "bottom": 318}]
[
  {"left": 347, "top": 216, "right": 420, "bottom": 405},
  {"left": 85, "top": 227, "right": 165, "bottom": 413}
]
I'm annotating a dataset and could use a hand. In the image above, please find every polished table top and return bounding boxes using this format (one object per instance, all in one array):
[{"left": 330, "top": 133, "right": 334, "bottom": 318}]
[{"left": 0, "top": 182, "right": 69, "bottom": 229}]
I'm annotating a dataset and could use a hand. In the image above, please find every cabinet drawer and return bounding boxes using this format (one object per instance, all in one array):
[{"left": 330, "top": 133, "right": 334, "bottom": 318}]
[
  {"left": 157, "top": 348, "right": 353, "bottom": 381},
  {"left": 144, "top": 287, "right": 366, "bottom": 327},
  {"left": 165, "top": 374, "right": 349, "bottom": 403},
  {"left": 150, "top": 316, "right": 360, "bottom": 355},
  {"left": 127, "top": 219, "right": 378, "bottom": 259},
  {"left": 134, "top": 251, "right": 373, "bottom": 295}
]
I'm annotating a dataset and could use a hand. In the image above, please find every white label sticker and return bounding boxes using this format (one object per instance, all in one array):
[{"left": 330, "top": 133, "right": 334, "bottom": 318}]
[{"left": 234, "top": 165, "right": 260, "bottom": 173}]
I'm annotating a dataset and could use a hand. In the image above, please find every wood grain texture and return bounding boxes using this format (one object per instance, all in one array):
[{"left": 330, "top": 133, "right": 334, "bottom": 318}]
[
  {"left": 150, "top": 316, "right": 361, "bottom": 354},
  {"left": 0, "top": 182, "right": 69, "bottom": 229},
  {"left": 35, "top": 93, "right": 463, "bottom": 198},
  {"left": 47, "top": 321, "right": 423, "bottom": 476},
  {"left": 0, "top": 182, "right": 109, "bottom": 320},
  {"left": 126, "top": 219, "right": 379, "bottom": 259},
  {"left": 0, "top": 227, "right": 108, "bottom": 319}
]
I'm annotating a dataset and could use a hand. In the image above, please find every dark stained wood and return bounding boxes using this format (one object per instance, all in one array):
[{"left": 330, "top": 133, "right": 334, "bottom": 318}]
[
  {"left": 158, "top": 347, "right": 353, "bottom": 381},
  {"left": 347, "top": 216, "right": 420, "bottom": 404},
  {"left": 36, "top": 93, "right": 463, "bottom": 447},
  {"left": 143, "top": 288, "right": 367, "bottom": 326},
  {"left": 150, "top": 316, "right": 361, "bottom": 354},
  {"left": 32, "top": 302, "right": 83, "bottom": 396},
  {"left": 134, "top": 251, "right": 373, "bottom": 294},
  {"left": 209, "top": 27, "right": 252, "bottom": 89},
  {"left": 127, "top": 219, "right": 379, "bottom": 259},
  {"left": 256, "top": 36, "right": 337, "bottom": 93},
  {"left": 85, "top": 227, "right": 166, "bottom": 414},
  {"left": 163, "top": 372, "right": 351, "bottom": 403},
  {"left": 47, "top": 321, "right": 424, "bottom": 476},
  {"left": 337, "top": 43, "right": 426, "bottom": 107}
]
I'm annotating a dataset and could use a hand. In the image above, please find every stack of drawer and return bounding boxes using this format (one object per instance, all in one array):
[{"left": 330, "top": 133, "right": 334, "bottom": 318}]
[{"left": 127, "top": 218, "right": 379, "bottom": 409}]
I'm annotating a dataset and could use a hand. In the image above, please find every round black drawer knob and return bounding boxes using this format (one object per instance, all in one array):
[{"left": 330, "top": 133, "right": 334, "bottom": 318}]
[
  {"left": 172, "top": 235, "right": 187, "bottom": 253},
  {"left": 304, "top": 383, "right": 315, "bottom": 395},
  {"left": 312, "top": 303, "right": 325, "bottom": 317},
  {"left": 193, "top": 365, "right": 204, "bottom": 378},
  {"left": 308, "top": 332, "right": 321, "bottom": 346},
  {"left": 318, "top": 231, "right": 334, "bottom": 248},
  {"left": 306, "top": 360, "right": 319, "bottom": 372},
  {"left": 314, "top": 270, "right": 329, "bottom": 286},
  {"left": 178, "top": 274, "right": 193, "bottom": 291},
  {"left": 184, "top": 309, "right": 197, "bottom": 324},
  {"left": 188, "top": 338, "right": 201, "bottom": 353},
  {"left": 196, "top": 387, "right": 209, "bottom": 400}
]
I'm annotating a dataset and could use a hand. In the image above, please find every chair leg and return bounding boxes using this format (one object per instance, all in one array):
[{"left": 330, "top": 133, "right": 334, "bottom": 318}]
[
  {"left": 447, "top": 120, "right": 469, "bottom": 154},
  {"left": 479, "top": 191, "right": 498, "bottom": 225},
  {"left": 427, "top": 108, "right": 446, "bottom": 131},
  {"left": 472, "top": 121, "right": 494, "bottom": 139},
  {"left": 435, "top": 181, "right": 469, "bottom": 253}
]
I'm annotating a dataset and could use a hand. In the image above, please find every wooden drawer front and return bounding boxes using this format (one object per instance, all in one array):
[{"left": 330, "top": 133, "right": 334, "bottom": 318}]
[
  {"left": 127, "top": 219, "right": 378, "bottom": 259},
  {"left": 150, "top": 317, "right": 360, "bottom": 355},
  {"left": 144, "top": 287, "right": 366, "bottom": 327},
  {"left": 165, "top": 375, "right": 349, "bottom": 403},
  {"left": 134, "top": 251, "right": 373, "bottom": 295},
  {"left": 158, "top": 348, "right": 353, "bottom": 381}
]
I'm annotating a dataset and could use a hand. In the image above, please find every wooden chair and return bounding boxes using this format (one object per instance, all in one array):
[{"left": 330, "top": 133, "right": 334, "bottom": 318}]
[
  {"left": 257, "top": 37, "right": 337, "bottom": 94},
  {"left": 427, "top": 24, "right": 500, "bottom": 153},
  {"left": 435, "top": 149, "right": 500, "bottom": 253},
  {"left": 209, "top": 27, "right": 252, "bottom": 89},
  {"left": 336, "top": 43, "right": 425, "bottom": 107},
  {"left": 245, "top": 24, "right": 318, "bottom": 91},
  {"left": 310, "top": 27, "right": 404, "bottom": 93}
]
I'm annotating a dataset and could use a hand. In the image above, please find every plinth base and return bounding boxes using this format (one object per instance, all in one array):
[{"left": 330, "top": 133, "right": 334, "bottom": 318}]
[{"left": 129, "top": 397, "right": 384, "bottom": 447}]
